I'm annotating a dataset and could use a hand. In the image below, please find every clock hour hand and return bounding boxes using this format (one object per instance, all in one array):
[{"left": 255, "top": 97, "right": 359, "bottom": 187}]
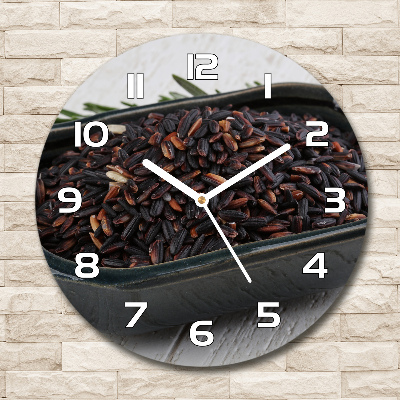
[
  {"left": 142, "top": 159, "right": 200, "bottom": 202},
  {"left": 205, "top": 143, "right": 291, "bottom": 200}
]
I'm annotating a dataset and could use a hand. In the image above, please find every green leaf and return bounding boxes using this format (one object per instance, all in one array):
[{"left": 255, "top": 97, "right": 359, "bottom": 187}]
[
  {"left": 120, "top": 101, "right": 137, "bottom": 107},
  {"left": 215, "top": 89, "right": 220, "bottom": 94},
  {"left": 83, "top": 103, "right": 117, "bottom": 113},
  {"left": 169, "top": 91, "right": 188, "bottom": 100},
  {"left": 55, "top": 117, "right": 75, "bottom": 123},
  {"left": 158, "top": 95, "right": 173, "bottom": 102},
  {"left": 59, "top": 109, "right": 85, "bottom": 119},
  {"left": 254, "top": 80, "right": 262, "bottom": 86},
  {"left": 172, "top": 74, "right": 207, "bottom": 96}
]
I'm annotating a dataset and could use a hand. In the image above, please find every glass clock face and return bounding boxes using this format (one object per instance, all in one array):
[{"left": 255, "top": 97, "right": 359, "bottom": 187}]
[{"left": 36, "top": 34, "right": 368, "bottom": 367}]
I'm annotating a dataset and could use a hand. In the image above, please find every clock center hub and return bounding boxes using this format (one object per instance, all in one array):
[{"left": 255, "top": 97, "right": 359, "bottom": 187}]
[{"left": 196, "top": 195, "right": 208, "bottom": 208}]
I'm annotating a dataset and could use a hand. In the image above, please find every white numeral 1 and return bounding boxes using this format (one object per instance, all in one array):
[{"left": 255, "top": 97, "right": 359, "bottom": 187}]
[
  {"left": 75, "top": 121, "right": 108, "bottom": 147},
  {"left": 127, "top": 73, "right": 144, "bottom": 99},
  {"left": 303, "top": 253, "right": 327, "bottom": 278},
  {"left": 264, "top": 73, "right": 272, "bottom": 99},
  {"left": 187, "top": 53, "right": 218, "bottom": 80},
  {"left": 58, "top": 188, "right": 82, "bottom": 213},
  {"left": 189, "top": 321, "right": 214, "bottom": 347},
  {"left": 125, "top": 302, "right": 148, "bottom": 328},
  {"left": 75, "top": 253, "right": 100, "bottom": 278},
  {"left": 306, "top": 121, "right": 329, "bottom": 146},
  {"left": 257, "top": 302, "right": 280, "bottom": 328},
  {"left": 325, "top": 187, "right": 346, "bottom": 212}
]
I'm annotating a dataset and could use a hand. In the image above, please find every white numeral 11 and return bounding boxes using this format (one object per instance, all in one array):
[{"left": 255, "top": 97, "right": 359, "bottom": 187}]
[{"left": 127, "top": 73, "right": 144, "bottom": 99}]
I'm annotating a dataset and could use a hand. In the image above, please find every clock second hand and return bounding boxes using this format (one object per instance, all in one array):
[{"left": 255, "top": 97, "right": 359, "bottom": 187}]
[{"left": 203, "top": 205, "right": 252, "bottom": 283}]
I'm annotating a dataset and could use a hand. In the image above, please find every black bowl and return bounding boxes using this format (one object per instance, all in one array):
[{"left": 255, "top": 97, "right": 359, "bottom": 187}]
[{"left": 40, "top": 84, "right": 367, "bottom": 336}]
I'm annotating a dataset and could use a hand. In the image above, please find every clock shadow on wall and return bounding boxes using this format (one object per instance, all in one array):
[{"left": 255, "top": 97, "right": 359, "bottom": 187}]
[{"left": 36, "top": 34, "right": 367, "bottom": 367}]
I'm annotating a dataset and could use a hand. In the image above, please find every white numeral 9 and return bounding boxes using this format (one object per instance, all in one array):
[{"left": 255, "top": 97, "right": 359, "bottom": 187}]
[
  {"left": 325, "top": 187, "right": 346, "bottom": 212},
  {"left": 58, "top": 188, "right": 82, "bottom": 213},
  {"left": 75, "top": 121, "right": 109, "bottom": 147},
  {"left": 306, "top": 121, "right": 329, "bottom": 147},
  {"left": 190, "top": 321, "right": 214, "bottom": 347},
  {"left": 257, "top": 302, "right": 280, "bottom": 328},
  {"left": 75, "top": 253, "right": 99, "bottom": 278}
]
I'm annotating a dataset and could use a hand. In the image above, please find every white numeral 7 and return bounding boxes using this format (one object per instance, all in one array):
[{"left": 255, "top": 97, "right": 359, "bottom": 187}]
[{"left": 125, "top": 302, "right": 147, "bottom": 328}]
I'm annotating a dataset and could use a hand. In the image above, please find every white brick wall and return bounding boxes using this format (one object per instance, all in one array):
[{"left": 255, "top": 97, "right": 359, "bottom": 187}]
[{"left": 0, "top": 0, "right": 399, "bottom": 398}]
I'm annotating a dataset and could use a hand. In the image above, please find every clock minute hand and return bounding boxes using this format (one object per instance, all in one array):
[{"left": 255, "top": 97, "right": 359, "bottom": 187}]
[
  {"left": 205, "top": 143, "right": 291, "bottom": 200},
  {"left": 203, "top": 205, "right": 252, "bottom": 283},
  {"left": 142, "top": 159, "right": 199, "bottom": 202}
]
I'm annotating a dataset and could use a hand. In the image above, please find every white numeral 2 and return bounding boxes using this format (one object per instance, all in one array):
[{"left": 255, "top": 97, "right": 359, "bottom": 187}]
[
  {"left": 257, "top": 302, "right": 280, "bottom": 328},
  {"left": 187, "top": 53, "right": 218, "bottom": 80},
  {"left": 303, "top": 253, "right": 327, "bottom": 278},
  {"left": 125, "top": 302, "right": 148, "bottom": 328},
  {"left": 306, "top": 121, "right": 329, "bottom": 147}
]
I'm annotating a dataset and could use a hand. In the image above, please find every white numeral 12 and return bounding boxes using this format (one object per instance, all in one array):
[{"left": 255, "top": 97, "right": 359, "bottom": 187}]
[
  {"left": 125, "top": 302, "right": 148, "bottom": 328},
  {"left": 187, "top": 53, "right": 218, "bottom": 80}
]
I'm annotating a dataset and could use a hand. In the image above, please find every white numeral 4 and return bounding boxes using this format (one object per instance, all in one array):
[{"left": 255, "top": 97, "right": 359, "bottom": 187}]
[
  {"left": 325, "top": 187, "right": 346, "bottom": 212},
  {"left": 257, "top": 302, "right": 280, "bottom": 328},
  {"left": 125, "top": 302, "right": 148, "bottom": 328},
  {"left": 306, "top": 121, "right": 329, "bottom": 147},
  {"left": 303, "top": 253, "right": 327, "bottom": 278},
  {"left": 190, "top": 321, "right": 214, "bottom": 346}
]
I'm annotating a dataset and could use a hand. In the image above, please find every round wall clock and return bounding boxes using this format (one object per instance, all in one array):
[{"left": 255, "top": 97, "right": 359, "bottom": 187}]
[{"left": 35, "top": 34, "right": 368, "bottom": 366}]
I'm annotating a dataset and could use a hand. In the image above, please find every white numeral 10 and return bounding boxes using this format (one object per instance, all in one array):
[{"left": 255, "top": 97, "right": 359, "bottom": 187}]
[
  {"left": 187, "top": 53, "right": 218, "bottom": 80},
  {"left": 58, "top": 188, "right": 82, "bottom": 213},
  {"left": 75, "top": 121, "right": 109, "bottom": 147},
  {"left": 325, "top": 188, "right": 346, "bottom": 212},
  {"left": 257, "top": 302, "right": 280, "bottom": 328},
  {"left": 190, "top": 320, "right": 214, "bottom": 346},
  {"left": 306, "top": 121, "right": 329, "bottom": 146},
  {"left": 303, "top": 253, "right": 327, "bottom": 278}
]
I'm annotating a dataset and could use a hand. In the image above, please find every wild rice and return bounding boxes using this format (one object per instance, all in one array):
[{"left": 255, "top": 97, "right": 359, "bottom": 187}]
[{"left": 36, "top": 105, "right": 368, "bottom": 268}]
